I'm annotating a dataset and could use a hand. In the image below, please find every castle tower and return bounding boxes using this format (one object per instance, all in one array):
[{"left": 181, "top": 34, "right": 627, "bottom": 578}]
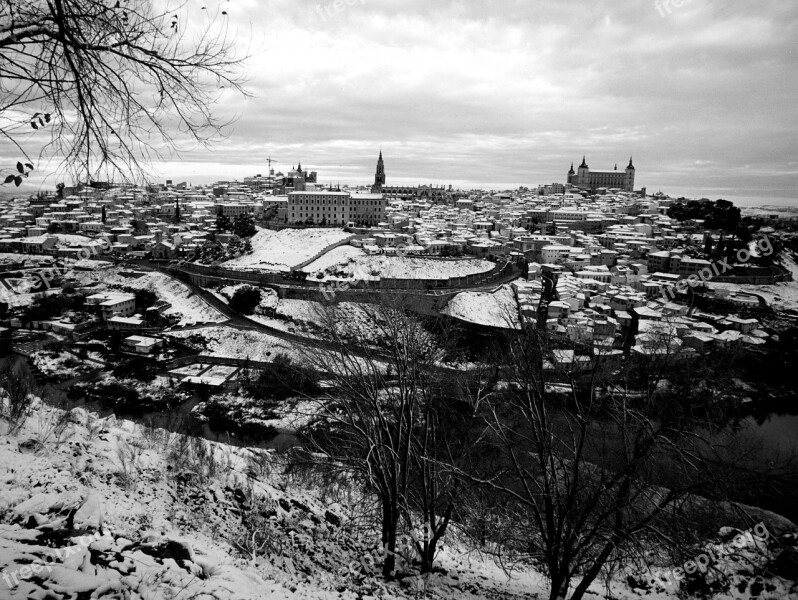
[
  {"left": 577, "top": 156, "right": 590, "bottom": 186},
  {"left": 624, "top": 157, "right": 635, "bottom": 192}
]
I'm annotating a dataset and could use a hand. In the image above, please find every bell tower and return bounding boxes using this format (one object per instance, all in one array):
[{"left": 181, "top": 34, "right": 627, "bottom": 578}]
[{"left": 373, "top": 150, "right": 386, "bottom": 191}]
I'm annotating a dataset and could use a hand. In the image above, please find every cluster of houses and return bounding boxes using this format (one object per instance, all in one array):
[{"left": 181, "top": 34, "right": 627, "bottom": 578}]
[
  {"left": 0, "top": 180, "right": 782, "bottom": 368},
  {"left": 508, "top": 261, "right": 768, "bottom": 375}
]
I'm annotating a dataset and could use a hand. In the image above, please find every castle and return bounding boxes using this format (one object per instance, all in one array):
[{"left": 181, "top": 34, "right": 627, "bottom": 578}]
[{"left": 567, "top": 157, "right": 635, "bottom": 192}]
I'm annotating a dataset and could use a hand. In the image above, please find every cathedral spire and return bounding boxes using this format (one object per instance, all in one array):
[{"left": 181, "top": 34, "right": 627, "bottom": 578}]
[{"left": 373, "top": 149, "right": 386, "bottom": 191}]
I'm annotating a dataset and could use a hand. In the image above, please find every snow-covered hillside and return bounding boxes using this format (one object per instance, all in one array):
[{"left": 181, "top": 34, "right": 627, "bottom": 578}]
[
  {"left": 443, "top": 285, "right": 521, "bottom": 329},
  {"left": 221, "top": 229, "right": 353, "bottom": 272},
  {"left": 1, "top": 402, "right": 796, "bottom": 600},
  {"left": 69, "top": 268, "right": 225, "bottom": 326}
]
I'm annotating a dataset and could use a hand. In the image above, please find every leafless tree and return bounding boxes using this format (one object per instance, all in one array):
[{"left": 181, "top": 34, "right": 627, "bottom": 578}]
[
  {"left": 0, "top": 0, "right": 248, "bottom": 183},
  {"left": 466, "top": 326, "right": 785, "bottom": 600},
  {"left": 298, "top": 294, "right": 477, "bottom": 577}
]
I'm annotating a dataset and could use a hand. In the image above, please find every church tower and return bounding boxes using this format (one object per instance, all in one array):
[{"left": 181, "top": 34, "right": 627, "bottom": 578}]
[{"left": 372, "top": 150, "right": 386, "bottom": 192}]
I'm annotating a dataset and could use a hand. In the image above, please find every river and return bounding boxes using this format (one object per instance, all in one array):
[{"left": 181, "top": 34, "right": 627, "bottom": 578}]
[{"left": 3, "top": 348, "right": 795, "bottom": 522}]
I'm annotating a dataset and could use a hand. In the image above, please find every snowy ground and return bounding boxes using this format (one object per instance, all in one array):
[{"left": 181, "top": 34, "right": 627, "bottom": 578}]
[
  {"left": 780, "top": 251, "right": 798, "bottom": 283},
  {"left": 220, "top": 229, "right": 353, "bottom": 273},
  {"left": 0, "top": 252, "right": 53, "bottom": 266},
  {"left": 69, "top": 267, "right": 225, "bottom": 326},
  {"left": 53, "top": 233, "right": 95, "bottom": 245},
  {"left": 164, "top": 326, "right": 304, "bottom": 363},
  {"left": 443, "top": 284, "right": 521, "bottom": 329},
  {"left": 2, "top": 400, "right": 795, "bottom": 600},
  {"left": 707, "top": 251, "right": 798, "bottom": 313},
  {"left": 30, "top": 350, "right": 96, "bottom": 381},
  {"left": 300, "top": 245, "right": 366, "bottom": 274},
  {"left": 712, "top": 280, "right": 798, "bottom": 312},
  {"left": 310, "top": 255, "right": 495, "bottom": 281}
]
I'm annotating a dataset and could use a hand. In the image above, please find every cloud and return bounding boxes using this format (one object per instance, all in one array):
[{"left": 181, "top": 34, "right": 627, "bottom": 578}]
[{"left": 1, "top": 0, "right": 797, "bottom": 201}]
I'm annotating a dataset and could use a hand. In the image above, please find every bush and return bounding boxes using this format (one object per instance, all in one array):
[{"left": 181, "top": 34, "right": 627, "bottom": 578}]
[
  {"left": 135, "top": 288, "right": 157, "bottom": 311},
  {"left": 22, "top": 290, "right": 86, "bottom": 323},
  {"left": 112, "top": 356, "right": 157, "bottom": 382},
  {"left": 229, "top": 285, "right": 261, "bottom": 314},
  {"left": 243, "top": 354, "right": 320, "bottom": 401},
  {"left": 0, "top": 363, "right": 36, "bottom": 435}
]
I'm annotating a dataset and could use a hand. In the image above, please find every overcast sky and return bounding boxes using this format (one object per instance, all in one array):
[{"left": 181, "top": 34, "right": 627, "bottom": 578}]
[{"left": 8, "top": 0, "right": 798, "bottom": 204}]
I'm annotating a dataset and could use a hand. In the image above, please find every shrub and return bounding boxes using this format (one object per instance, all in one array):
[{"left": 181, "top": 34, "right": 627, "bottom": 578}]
[
  {"left": 112, "top": 356, "right": 157, "bottom": 382},
  {"left": 243, "top": 354, "right": 320, "bottom": 401},
  {"left": 0, "top": 363, "right": 36, "bottom": 435},
  {"left": 229, "top": 285, "right": 261, "bottom": 314}
]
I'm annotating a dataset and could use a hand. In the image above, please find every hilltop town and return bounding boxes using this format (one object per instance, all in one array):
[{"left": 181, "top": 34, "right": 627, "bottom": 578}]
[{"left": 0, "top": 155, "right": 795, "bottom": 387}]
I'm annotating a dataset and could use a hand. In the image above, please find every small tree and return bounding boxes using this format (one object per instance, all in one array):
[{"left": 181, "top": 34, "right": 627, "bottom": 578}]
[
  {"left": 467, "top": 327, "right": 788, "bottom": 600},
  {"left": 226, "top": 235, "right": 243, "bottom": 258},
  {"left": 0, "top": 362, "right": 36, "bottom": 434},
  {"left": 215, "top": 213, "right": 232, "bottom": 233},
  {"left": 229, "top": 285, "right": 261, "bottom": 314},
  {"left": 198, "top": 239, "right": 225, "bottom": 264},
  {"left": 134, "top": 288, "right": 157, "bottom": 311},
  {"left": 300, "top": 295, "right": 470, "bottom": 577},
  {"left": 233, "top": 213, "right": 256, "bottom": 238}
]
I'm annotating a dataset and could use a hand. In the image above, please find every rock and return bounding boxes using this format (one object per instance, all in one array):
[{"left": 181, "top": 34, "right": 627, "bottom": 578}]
[
  {"left": 115, "top": 537, "right": 134, "bottom": 550},
  {"left": 73, "top": 494, "right": 103, "bottom": 530},
  {"left": 290, "top": 499, "right": 310, "bottom": 512},
  {"left": 17, "top": 438, "right": 44, "bottom": 454},
  {"left": 25, "top": 513, "right": 51, "bottom": 528},
  {"left": 324, "top": 510, "right": 341, "bottom": 527},
  {"left": 68, "top": 407, "right": 88, "bottom": 427},
  {"left": 13, "top": 493, "right": 65, "bottom": 518},
  {"left": 132, "top": 538, "right": 195, "bottom": 568}
]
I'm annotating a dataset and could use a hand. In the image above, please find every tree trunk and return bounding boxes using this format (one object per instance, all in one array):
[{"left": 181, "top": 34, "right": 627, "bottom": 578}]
[
  {"left": 548, "top": 573, "right": 570, "bottom": 600},
  {"left": 381, "top": 503, "right": 399, "bottom": 578}
]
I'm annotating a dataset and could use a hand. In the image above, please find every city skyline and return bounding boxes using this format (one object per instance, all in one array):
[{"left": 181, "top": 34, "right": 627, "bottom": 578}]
[{"left": 3, "top": 0, "right": 796, "bottom": 206}]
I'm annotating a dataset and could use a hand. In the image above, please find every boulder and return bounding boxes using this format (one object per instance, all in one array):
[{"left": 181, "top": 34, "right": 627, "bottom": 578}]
[
  {"left": 68, "top": 407, "right": 88, "bottom": 427},
  {"left": 73, "top": 494, "right": 103, "bottom": 530}
]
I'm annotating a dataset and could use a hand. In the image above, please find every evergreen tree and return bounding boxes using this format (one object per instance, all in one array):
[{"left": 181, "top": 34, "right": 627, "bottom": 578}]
[
  {"left": 216, "top": 213, "right": 232, "bottom": 232},
  {"left": 233, "top": 213, "right": 256, "bottom": 238}
]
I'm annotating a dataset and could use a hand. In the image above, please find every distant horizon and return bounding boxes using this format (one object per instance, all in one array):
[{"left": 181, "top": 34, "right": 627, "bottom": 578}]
[
  {"left": 4, "top": 170, "right": 796, "bottom": 211},
  {"left": 3, "top": 2, "right": 797, "bottom": 206}
]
